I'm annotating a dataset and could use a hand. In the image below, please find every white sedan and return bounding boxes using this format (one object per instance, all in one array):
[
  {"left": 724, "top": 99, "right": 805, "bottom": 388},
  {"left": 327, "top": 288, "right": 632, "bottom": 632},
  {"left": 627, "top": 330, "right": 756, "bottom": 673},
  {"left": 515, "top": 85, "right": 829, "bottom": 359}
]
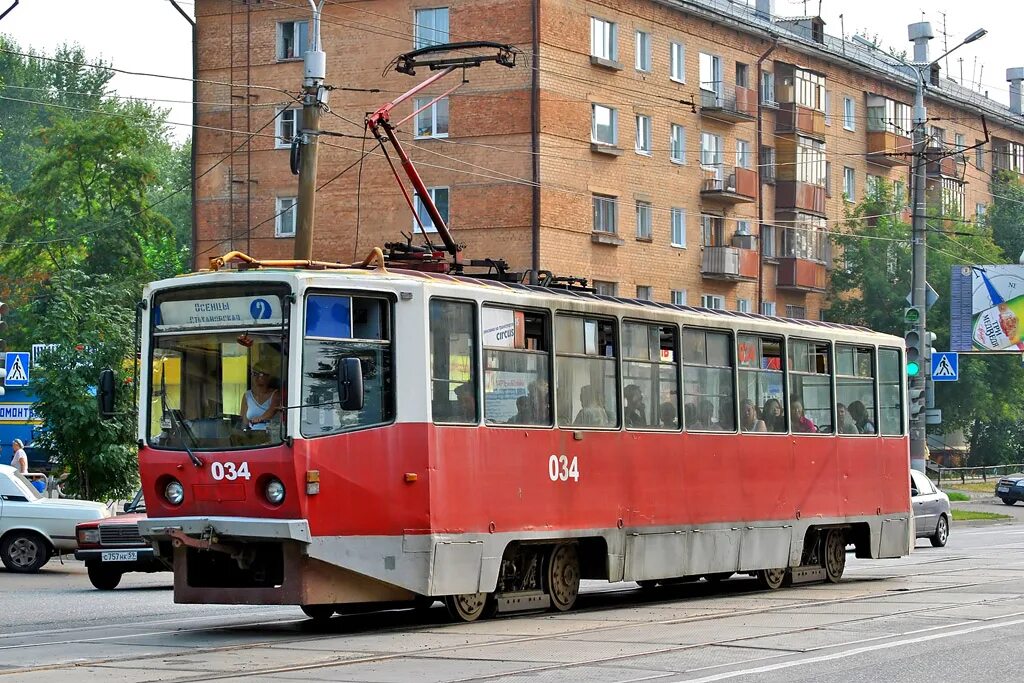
[{"left": 0, "top": 464, "right": 110, "bottom": 573}]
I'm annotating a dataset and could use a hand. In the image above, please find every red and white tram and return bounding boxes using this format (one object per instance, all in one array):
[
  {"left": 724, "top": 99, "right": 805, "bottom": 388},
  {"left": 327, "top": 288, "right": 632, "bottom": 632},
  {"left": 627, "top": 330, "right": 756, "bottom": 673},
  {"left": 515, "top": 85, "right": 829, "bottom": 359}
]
[{"left": 134, "top": 255, "right": 913, "bottom": 621}]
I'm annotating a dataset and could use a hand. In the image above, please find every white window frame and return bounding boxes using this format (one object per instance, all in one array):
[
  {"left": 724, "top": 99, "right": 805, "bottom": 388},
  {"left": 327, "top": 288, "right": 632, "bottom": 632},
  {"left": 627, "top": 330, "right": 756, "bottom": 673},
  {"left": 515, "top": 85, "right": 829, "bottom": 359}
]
[
  {"left": 761, "top": 70, "right": 775, "bottom": 105},
  {"left": 670, "top": 207, "right": 686, "bottom": 248},
  {"left": 636, "top": 200, "right": 652, "bottom": 239},
  {"left": 414, "top": 7, "right": 450, "bottom": 49},
  {"left": 843, "top": 96, "right": 855, "bottom": 131},
  {"left": 275, "top": 196, "right": 297, "bottom": 238},
  {"left": 413, "top": 186, "right": 449, "bottom": 234},
  {"left": 671, "top": 289, "right": 688, "bottom": 306},
  {"left": 413, "top": 96, "right": 450, "bottom": 139},
  {"left": 843, "top": 166, "right": 856, "bottom": 202},
  {"left": 761, "top": 301, "right": 776, "bottom": 316},
  {"left": 593, "top": 194, "right": 618, "bottom": 234},
  {"left": 593, "top": 280, "right": 618, "bottom": 296},
  {"left": 635, "top": 114, "right": 652, "bottom": 155},
  {"left": 670, "top": 124, "right": 686, "bottom": 164},
  {"left": 590, "top": 17, "right": 617, "bottom": 61},
  {"left": 669, "top": 41, "right": 686, "bottom": 83},
  {"left": 635, "top": 30, "right": 651, "bottom": 72},
  {"left": 698, "top": 52, "right": 722, "bottom": 98},
  {"left": 636, "top": 285, "right": 653, "bottom": 301},
  {"left": 275, "top": 107, "right": 299, "bottom": 148},
  {"left": 701, "top": 294, "right": 725, "bottom": 310},
  {"left": 976, "top": 203, "right": 987, "bottom": 220},
  {"left": 591, "top": 104, "right": 618, "bottom": 146},
  {"left": 736, "top": 139, "right": 751, "bottom": 169},
  {"left": 277, "top": 20, "right": 308, "bottom": 61},
  {"left": 736, "top": 298, "right": 751, "bottom": 313}
]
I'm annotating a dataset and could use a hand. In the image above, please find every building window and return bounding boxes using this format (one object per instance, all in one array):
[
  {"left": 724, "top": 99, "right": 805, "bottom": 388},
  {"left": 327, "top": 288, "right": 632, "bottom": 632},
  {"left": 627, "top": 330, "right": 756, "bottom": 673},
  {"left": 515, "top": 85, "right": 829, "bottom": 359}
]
[
  {"left": 670, "top": 207, "right": 686, "bottom": 247},
  {"left": 761, "top": 71, "right": 775, "bottom": 105},
  {"left": 636, "top": 285, "right": 653, "bottom": 300},
  {"left": 894, "top": 179, "right": 906, "bottom": 208},
  {"left": 976, "top": 203, "right": 987, "bottom": 221},
  {"left": 762, "top": 225, "right": 777, "bottom": 257},
  {"left": 671, "top": 289, "right": 687, "bottom": 306},
  {"left": 701, "top": 214, "right": 724, "bottom": 247},
  {"left": 414, "top": 8, "right": 449, "bottom": 49},
  {"left": 761, "top": 145, "right": 776, "bottom": 183},
  {"left": 592, "top": 194, "right": 618, "bottom": 234},
  {"left": 736, "top": 139, "right": 752, "bottom": 169},
  {"left": 275, "top": 197, "right": 297, "bottom": 237},
  {"left": 955, "top": 133, "right": 966, "bottom": 151},
  {"left": 635, "top": 30, "right": 651, "bottom": 72},
  {"left": 698, "top": 52, "right": 722, "bottom": 99},
  {"left": 736, "top": 220, "right": 751, "bottom": 236},
  {"left": 735, "top": 62, "right": 749, "bottom": 88},
  {"left": 930, "top": 125, "right": 946, "bottom": 145},
  {"left": 761, "top": 301, "right": 776, "bottom": 316},
  {"left": 636, "top": 200, "right": 653, "bottom": 239},
  {"left": 843, "top": 96, "right": 855, "bottom": 131},
  {"left": 277, "top": 21, "right": 308, "bottom": 61},
  {"left": 413, "top": 186, "right": 449, "bottom": 233},
  {"left": 414, "top": 97, "right": 449, "bottom": 139},
  {"left": 785, "top": 305, "right": 806, "bottom": 319},
  {"left": 670, "top": 124, "right": 686, "bottom": 163},
  {"left": 635, "top": 114, "right": 652, "bottom": 155},
  {"left": 843, "top": 166, "right": 855, "bottom": 202},
  {"left": 590, "top": 17, "right": 617, "bottom": 62},
  {"left": 593, "top": 280, "right": 618, "bottom": 296},
  {"left": 736, "top": 298, "right": 751, "bottom": 313},
  {"left": 701, "top": 132, "right": 724, "bottom": 181},
  {"left": 825, "top": 160, "right": 832, "bottom": 197},
  {"left": 824, "top": 90, "right": 832, "bottom": 126},
  {"left": 976, "top": 142, "right": 986, "bottom": 171},
  {"left": 669, "top": 41, "right": 685, "bottom": 83},
  {"left": 591, "top": 104, "right": 618, "bottom": 146},
  {"left": 701, "top": 294, "right": 725, "bottom": 310},
  {"left": 276, "top": 107, "right": 298, "bottom": 148},
  {"left": 866, "top": 174, "right": 883, "bottom": 199}
]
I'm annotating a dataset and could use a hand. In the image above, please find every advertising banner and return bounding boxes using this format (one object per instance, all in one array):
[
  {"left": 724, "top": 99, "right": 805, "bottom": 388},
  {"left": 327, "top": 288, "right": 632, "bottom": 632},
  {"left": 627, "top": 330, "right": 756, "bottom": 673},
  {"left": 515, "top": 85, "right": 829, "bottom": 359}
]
[{"left": 950, "top": 265, "right": 1024, "bottom": 352}]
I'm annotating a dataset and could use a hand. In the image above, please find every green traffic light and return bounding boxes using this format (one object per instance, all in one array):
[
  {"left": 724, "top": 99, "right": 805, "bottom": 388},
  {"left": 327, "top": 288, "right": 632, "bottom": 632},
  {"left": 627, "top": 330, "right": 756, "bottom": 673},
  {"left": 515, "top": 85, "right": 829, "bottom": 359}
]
[{"left": 907, "top": 361, "right": 921, "bottom": 376}]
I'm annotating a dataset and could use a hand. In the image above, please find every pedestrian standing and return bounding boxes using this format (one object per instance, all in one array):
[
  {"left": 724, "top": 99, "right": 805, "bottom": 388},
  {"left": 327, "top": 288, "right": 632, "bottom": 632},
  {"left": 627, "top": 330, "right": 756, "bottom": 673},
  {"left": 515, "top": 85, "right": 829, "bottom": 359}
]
[{"left": 10, "top": 438, "right": 28, "bottom": 474}]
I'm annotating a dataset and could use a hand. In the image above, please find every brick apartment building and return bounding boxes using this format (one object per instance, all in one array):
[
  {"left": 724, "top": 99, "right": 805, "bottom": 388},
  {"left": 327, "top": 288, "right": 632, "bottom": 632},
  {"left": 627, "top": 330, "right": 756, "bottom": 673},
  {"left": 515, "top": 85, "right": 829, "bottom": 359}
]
[{"left": 192, "top": 0, "right": 1024, "bottom": 318}]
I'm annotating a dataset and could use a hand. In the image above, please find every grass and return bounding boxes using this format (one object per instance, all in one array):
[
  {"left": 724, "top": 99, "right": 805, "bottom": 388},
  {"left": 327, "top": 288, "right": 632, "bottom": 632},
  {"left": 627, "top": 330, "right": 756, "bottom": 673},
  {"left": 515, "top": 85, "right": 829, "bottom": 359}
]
[
  {"left": 946, "top": 492, "right": 971, "bottom": 502},
  {"left": 939, "top": 482, "right": 1004, "bottom": 494},
  {"left": 951, "top": 508, "right": 1012, "bottom": 522}
]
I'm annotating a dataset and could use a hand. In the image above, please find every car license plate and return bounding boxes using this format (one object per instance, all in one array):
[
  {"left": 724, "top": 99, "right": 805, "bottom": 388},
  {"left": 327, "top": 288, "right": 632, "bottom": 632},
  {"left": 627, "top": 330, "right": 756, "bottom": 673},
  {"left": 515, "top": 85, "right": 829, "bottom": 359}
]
[
  {"left": 100, "top": 551, "right": 138, "bottom": 562},
  {"left": 997, "top": 486, "right": 1010, "bottom": 493}
]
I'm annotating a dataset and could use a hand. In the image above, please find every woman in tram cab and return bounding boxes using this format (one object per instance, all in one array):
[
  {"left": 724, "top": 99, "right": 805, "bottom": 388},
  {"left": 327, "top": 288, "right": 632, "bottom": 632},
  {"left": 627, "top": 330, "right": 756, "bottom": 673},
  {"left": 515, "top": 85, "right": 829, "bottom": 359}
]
[{"left": 241, "top": 360, "right": 282, "bottom": 433}]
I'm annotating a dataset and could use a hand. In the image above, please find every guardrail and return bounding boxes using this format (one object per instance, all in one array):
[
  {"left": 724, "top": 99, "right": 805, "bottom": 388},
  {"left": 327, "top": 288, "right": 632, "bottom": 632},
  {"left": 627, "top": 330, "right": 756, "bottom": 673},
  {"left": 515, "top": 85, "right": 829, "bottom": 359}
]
[{"left": 935, "top": 463, "right": 1024, "bottom": 487}]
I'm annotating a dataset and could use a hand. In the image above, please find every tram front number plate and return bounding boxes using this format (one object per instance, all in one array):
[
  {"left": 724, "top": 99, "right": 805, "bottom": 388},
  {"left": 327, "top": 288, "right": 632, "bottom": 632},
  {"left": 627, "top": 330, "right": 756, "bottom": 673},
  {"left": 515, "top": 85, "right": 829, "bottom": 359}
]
[{"left": 101, "top": 551, "right": 138, "bottom": 562}]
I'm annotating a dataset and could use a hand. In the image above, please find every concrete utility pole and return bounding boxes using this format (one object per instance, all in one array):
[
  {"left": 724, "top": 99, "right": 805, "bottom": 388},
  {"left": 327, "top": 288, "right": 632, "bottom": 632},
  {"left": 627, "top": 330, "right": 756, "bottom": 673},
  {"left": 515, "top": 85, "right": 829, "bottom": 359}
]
[{"left": 294, "top": 1, "right": 327, "bottom": 260}]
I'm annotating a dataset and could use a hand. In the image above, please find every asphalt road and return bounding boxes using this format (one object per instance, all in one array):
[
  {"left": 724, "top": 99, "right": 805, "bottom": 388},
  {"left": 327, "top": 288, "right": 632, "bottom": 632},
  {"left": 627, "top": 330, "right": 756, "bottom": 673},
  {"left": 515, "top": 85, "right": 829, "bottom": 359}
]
[{"left": 2, "top": 520, "right": 1023, "bottom": 682}]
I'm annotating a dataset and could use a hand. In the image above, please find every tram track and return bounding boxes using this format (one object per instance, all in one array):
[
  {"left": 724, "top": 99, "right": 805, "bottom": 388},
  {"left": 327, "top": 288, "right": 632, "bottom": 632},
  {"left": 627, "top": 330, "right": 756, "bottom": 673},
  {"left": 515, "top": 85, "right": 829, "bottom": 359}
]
[{"left": 4, "top": 552, "right": 1020, "bottom": 681}]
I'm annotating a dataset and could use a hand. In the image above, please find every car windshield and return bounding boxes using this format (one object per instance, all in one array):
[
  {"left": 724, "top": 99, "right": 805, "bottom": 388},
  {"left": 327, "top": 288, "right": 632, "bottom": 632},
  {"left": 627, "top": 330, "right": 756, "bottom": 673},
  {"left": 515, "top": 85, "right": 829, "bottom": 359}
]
[{"left": 148, "top": 284, "right": 290, "bottom": 451}]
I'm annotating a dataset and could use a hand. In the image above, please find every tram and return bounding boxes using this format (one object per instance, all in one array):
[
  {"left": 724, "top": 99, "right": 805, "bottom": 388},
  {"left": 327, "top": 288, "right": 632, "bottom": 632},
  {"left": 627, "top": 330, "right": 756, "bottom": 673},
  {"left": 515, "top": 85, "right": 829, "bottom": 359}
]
[{"left": 131, "top": 255, "right": 913, "bottom": 621}]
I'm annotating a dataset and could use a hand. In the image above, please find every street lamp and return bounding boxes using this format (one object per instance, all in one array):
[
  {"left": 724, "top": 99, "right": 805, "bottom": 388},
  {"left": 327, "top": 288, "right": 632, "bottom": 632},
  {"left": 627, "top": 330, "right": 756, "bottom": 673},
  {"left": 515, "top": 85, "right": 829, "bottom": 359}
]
[{"left": 853, "top": 25, "right": 986, "bottom": 472}]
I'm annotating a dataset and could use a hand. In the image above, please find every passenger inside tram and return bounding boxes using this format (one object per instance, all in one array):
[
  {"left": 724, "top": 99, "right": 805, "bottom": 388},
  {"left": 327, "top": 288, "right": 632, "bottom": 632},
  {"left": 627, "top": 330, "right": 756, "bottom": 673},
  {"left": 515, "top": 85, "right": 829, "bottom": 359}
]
[{"left": 623, "top": 385, "right": 647, "bottom": 427}]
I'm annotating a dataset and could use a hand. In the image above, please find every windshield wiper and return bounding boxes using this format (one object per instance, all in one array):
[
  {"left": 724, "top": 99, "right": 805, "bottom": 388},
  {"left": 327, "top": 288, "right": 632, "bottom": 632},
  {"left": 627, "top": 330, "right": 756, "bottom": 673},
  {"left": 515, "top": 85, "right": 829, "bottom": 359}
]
[{"left": 160, "top": 391, "right": 203, "bottom": 468}]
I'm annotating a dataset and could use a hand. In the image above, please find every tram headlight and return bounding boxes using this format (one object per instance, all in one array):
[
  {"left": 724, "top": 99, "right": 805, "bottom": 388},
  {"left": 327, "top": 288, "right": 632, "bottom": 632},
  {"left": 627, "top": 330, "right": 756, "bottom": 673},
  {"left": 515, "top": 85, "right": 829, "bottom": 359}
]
[
  {"left": 164, "top": 479, "right": 185, "bottom": 506},
  {"left": 265, "top": 478, "right": 286, "bottom": 505}
]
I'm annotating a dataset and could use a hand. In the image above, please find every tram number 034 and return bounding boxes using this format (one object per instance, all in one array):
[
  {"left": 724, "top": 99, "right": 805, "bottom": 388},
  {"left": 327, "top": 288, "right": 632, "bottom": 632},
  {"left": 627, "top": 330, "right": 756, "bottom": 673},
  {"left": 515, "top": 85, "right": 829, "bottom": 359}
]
[
  {"left": 210, "top": 461, "right": 251, "bottom": 481},
  {"left": 548, "top": 455, "right": 579, "bottom": 482}
]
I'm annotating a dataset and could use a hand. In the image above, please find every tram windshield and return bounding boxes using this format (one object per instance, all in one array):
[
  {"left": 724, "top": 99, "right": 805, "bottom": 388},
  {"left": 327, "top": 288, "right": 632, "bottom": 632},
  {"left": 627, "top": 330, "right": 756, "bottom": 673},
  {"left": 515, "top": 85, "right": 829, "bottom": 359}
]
[{"left": 148, "top": 284, "right": 290, "bottom": 451}]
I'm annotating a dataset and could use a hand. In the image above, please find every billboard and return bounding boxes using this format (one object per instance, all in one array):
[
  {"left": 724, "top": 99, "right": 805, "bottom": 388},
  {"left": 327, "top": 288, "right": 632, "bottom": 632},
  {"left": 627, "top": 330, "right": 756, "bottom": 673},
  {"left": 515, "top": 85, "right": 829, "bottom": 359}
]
[{"left": 951, "top": 265, "right": 1024, "bottom": 352}]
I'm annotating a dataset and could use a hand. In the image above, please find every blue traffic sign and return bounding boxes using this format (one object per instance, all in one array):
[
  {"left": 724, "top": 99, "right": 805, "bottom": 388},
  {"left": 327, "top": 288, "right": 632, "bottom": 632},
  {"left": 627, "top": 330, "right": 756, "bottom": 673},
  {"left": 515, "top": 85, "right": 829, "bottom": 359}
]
[
  {"left": 931, "top": 352, "right": 958, "bottom": 382},
  {"left": 3, "top": 352, "right": 30, "bottom": 387}
]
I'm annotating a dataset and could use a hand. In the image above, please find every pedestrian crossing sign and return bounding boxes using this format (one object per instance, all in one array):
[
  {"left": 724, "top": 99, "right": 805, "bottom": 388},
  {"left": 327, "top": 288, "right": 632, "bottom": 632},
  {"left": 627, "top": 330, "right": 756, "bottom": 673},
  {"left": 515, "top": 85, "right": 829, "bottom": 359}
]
[
  {"left": 3, "top": 352, "right": 30, "bottom": 387},
  {"left": 931, "top": 352, "right": 958, "bottom": 382}
]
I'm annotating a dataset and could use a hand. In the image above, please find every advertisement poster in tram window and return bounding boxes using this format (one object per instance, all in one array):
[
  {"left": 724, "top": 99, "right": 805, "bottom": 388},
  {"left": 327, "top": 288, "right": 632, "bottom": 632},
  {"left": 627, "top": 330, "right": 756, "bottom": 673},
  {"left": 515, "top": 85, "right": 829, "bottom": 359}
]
[
  {"left": 951, "top": 265, "right": 1024, "bottom": 352},
  {"left": 482, "top": 308, "right": 530, "bottom": 421}
]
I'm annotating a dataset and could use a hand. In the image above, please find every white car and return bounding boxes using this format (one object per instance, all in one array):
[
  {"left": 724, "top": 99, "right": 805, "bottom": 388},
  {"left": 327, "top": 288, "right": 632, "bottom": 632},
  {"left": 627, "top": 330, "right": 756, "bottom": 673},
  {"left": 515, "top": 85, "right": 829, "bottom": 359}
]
[{"left": 0, "top": 464, "right": 111, "bottom": 573}]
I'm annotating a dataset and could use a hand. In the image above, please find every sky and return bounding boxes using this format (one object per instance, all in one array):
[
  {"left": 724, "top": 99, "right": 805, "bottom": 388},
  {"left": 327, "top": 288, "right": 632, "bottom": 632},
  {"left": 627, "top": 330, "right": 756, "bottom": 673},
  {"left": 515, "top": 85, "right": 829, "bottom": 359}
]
[{"left": 0, "top": 0, "right": 1021, "bottom": 142}]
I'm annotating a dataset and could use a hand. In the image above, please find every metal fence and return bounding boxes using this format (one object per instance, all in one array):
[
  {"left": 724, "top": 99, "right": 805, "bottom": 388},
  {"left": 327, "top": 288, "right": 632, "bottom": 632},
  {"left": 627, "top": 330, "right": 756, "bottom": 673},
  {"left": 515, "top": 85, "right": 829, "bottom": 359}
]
[{"left": 935, "top": 464, "right": 1024, "bottom": 487}]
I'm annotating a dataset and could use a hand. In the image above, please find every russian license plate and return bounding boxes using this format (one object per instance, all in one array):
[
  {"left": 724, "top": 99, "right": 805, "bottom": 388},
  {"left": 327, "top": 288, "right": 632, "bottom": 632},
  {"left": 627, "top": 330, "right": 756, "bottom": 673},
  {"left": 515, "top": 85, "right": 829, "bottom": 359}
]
[
  {"left": 997, "top": 486, "right": 1010, "bottom": 493},
  {"left": 101, "top": 551, "right": 138, "bottom": 562}
]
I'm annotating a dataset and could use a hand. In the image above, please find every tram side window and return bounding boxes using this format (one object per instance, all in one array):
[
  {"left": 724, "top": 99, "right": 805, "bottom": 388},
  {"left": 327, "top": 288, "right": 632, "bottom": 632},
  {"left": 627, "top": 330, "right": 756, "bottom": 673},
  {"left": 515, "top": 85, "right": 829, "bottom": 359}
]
[
  {"left": 788, "top": 339, "right": 833, "bottom": 434},
  {"left": 737, "top": 334, "right": 785, "bottom": 433},
  {"left": 622, "top": 322, "right": 679, "bottom": 429},
  {"left": 682, "top": 329, "right": 735, "bottom": 431},
  {"left": 555, "top": 315, "right": 618, "bottom": 428},
  {"left": 482, "top": 307, "right": 552, "bottom": 426},
  {"left": 300, "top": 295, "right": 394, "bottom": 437},
  {"left": 836, "top": 344, "right": 877, "bottom": 435},
  {"left": 877, "top": 348, "right": 904, "bottom": 435},
  {"left": 430, "top": 300, "right": 478, "bottom": 424}
]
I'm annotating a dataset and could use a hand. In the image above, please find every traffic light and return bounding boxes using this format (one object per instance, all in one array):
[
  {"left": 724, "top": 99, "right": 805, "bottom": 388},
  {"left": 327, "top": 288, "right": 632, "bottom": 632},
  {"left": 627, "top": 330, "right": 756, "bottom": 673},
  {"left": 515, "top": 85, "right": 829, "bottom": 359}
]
[
  {"left": 905, "top": 329, "right": 922, "bottom": 377},
  {"left": 923, "top": 331, "right": 937, "bottom": 367},
  {"left": 909, "top": 386, "right": 926, "bottom": 419}
]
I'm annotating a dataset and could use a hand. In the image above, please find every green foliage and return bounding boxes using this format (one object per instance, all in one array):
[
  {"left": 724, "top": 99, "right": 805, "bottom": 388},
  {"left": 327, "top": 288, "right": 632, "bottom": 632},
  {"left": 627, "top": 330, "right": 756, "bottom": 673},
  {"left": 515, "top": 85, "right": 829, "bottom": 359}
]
[
  {"left": 31, "top": 270, "right": 138, "bottom": 501},
  {"left": 988, "top": 171, "right": 1024, "bottom": 264}
]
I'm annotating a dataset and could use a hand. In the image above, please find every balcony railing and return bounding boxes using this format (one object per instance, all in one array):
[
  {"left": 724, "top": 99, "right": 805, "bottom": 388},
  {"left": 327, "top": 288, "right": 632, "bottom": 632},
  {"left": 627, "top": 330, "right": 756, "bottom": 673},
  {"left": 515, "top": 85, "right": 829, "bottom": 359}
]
[
  {"left": 776, "top": 102, "right": 826, "bottom": 140},
  {"left": 700, "top": 84, "right": 757, "bottom": 122},
  {"left": 701, "top": 245, "right": 759, "bottom": 281},
  {"left": 866, "top": 130, "right": 911, "bottom": 167},
  {"left": 700, "top": 165, "right": 757, "bottom": 203},
  {"left": 775, "top": 180, "right": 826, "bottom": 215},
  {"left": 776, "top": 256, "right": 827, "bottom": 292}
]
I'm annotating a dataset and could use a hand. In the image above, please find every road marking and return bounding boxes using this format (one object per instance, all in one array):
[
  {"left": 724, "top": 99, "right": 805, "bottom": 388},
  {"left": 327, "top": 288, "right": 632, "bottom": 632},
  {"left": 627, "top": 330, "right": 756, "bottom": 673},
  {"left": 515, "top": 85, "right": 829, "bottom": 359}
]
[{"left": 675, "top": 615, "right": 1024, "bottom": 682}]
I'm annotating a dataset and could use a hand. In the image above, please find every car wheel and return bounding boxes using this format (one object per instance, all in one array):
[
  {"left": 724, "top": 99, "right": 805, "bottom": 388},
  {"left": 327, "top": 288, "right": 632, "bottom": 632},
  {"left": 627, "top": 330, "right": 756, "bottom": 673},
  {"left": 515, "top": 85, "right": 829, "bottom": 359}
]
[
  {"left": 1001, "top": 498, "right": 1016, "bottom": 506},
  {"left": 0, "top": 531, "right": 50, "bottom": 573},
  {"left": 930, "top": 515, "right": 949, "bottom": 548},
  {"left": 87, "top": 564, "right": 123, "bottom": 590}
]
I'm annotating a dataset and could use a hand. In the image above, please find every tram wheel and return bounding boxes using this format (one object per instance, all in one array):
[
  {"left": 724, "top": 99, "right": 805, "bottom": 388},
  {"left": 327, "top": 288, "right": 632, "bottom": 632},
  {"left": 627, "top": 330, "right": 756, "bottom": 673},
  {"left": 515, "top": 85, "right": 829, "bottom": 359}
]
[
  {"left": 755, "top": 567, "right": 788, "bottom": 590},
  {"left": 546, "top": 543, "right": 581, "bottom": 612},
  {"left": 300, "top": 604, "right": 336, "bottom": 622},
  {"left": 444, "top": 592, "right": 493, "bottom": 622},
  {"left": 823, "top": 529, "right": 847, "bottom": 583}
]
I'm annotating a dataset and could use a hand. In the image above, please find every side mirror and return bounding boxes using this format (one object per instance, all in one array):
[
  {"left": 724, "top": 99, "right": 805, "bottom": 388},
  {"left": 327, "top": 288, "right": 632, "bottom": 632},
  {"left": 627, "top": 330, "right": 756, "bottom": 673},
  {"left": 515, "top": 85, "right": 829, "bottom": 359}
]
[
  {"left": 910, "top": 487, "right": 919, "bottom": 497},
  {"left": 123, "top": 501, "right": 131, "bottom": 513},
  {"left": 98, "top": 368, "right": 117, "bottom": 419},
  {"left": 336, "top": 357, "right": 364, "bottom": 412}
]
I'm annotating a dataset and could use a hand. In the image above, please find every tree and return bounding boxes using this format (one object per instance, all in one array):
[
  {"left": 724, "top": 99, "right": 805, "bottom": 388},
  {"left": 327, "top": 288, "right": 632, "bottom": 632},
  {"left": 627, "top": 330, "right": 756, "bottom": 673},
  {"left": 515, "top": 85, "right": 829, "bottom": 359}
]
[
  {"left": 31, "top": 270, "right": 138, "bottom": 501},
  {"left": 988, "top": 170, "right": 1024, "bottom": 265}
]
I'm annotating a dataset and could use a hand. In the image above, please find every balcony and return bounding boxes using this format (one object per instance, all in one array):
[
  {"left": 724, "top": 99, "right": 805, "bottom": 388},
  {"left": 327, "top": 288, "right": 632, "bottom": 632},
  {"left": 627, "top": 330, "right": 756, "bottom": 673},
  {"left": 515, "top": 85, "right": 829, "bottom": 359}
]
[
  {"left": 700, "top": 166, "right": 757, "bottom": 204},
  {"left": 776, "top": 257, "right": 827, "bottom": 292},
  {"left": 866, "top": 130, "right": 911, "bottom": 167},
  {"left": 701, "top": 245, "right": 759, "bottom": 281},
  {"left": 776, "top": 102, "right": 826, "bottom": 140},
  {"left": 925, "top": 147, "right": 962, "bottom": 178},
  {"left": 700, "top": 85, "right": 757, "bottom": 122},
  {"left": 775, "top": 181, "right": 826, "bottom": 215}
]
